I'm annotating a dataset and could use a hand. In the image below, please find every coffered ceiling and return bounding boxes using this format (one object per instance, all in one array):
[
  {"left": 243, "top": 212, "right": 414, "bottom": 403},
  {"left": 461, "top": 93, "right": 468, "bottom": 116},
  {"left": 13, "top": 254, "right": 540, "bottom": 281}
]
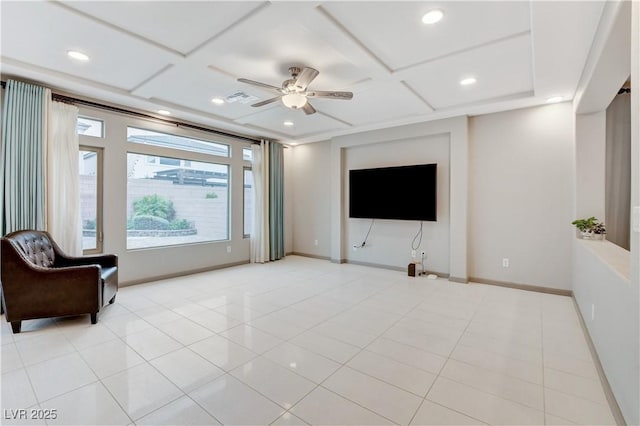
[{"left": 1, "top": 1, "right": 605, "bottom": 143}]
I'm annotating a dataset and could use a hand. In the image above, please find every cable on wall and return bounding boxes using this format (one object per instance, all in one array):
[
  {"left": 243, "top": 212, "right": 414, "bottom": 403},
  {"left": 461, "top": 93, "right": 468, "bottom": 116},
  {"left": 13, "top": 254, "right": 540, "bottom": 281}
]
[
  {"left": 411, "top": 221, "right": 423, "bottom": 250},
  {"left": 353, "top": 219, "right": 375, "bottom": 249}
]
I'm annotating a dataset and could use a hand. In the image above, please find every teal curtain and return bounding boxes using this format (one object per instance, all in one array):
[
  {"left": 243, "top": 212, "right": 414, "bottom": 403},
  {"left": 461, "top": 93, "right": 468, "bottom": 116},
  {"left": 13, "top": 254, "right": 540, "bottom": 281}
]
[
  {"left": 269, "top": 141, "right": 285, "bottom": 260},
  {"left": 1, "top": 80, "right": 48, "bottom": 235}
]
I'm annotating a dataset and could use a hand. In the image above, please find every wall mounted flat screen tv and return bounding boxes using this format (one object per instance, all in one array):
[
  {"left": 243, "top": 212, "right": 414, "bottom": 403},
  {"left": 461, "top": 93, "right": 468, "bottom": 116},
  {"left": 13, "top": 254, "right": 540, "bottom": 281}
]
[{"left": 349, "top": 164, "right": 437, "bottom": 221}]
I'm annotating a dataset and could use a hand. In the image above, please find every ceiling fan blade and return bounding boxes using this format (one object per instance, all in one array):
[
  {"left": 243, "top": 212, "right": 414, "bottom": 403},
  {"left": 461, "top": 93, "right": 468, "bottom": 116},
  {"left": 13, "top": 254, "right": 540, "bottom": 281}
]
[
  {"left": 294, "top": 67, "right": 319, "bottom": 91},
  {"left": 307, "top": 90, "right": 353, "bottom": 100},
  {"left": 251, "top": 97, "right": 281, "bottom": 107},
  {"left": 302, "top": 102, "right": 316, "bottom": 115},
  {"left": 237, "top": 78, "right": 283, "bottom": 93}
]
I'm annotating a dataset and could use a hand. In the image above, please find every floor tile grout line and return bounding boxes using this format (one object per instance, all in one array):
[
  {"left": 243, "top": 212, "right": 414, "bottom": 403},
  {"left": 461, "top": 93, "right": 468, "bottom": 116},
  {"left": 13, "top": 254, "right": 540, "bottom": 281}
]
[
  {"left": 303, "top": 285, "right": 445, "bottom": 425},
  {"left": 214, "top": 278, "right": 429, "bottom": 425},
  {"left": 414, "top": 282, "right": 488, "bottom": 425},
  {"left": 2, "top": 258, "right": 616, "bottom": 426}
]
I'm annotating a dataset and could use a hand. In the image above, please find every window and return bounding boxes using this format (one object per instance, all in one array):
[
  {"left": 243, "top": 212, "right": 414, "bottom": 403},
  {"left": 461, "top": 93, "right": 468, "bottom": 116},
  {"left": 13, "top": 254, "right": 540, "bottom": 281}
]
[
  {"left": 128, "top": 127, "right": 229, "bottom": 157},
  {"left": 243, "top": 147, "right": 253, "bottom": 161},
  {"left": 77, "top": 117, "right": 104, "bottom": 137},
  {"left": 244, "top": 168, "right": 254, "bottom": 238},
  {"left": 126, "top": 153, "right": 229, "bottom": 249},
  {"left": 79, "top": 147, "right": 103, "bottom": 253}
]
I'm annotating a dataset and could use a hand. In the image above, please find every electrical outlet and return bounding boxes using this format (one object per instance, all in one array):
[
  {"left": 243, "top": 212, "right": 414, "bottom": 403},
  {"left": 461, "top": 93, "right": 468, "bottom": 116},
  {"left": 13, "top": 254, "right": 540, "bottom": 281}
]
[
  {"left": 226, "top": 246, "right": 231, "bottom": 253},
  {"left": 502, "top": 258, "right": 509, "bottom": 268},
  {"left": 411, "top": 250, "right": 417, "bottom": 258},
  {"left": 591, "top": 304, "right": 595, "bottom": 321},
  {"left": 314, "top": 239, "right": 318, "bottom": 246}
]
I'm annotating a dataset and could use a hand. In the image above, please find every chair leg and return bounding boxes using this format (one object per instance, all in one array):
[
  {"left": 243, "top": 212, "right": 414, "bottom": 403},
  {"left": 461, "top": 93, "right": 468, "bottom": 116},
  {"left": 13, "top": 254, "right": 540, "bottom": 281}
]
[
  {"left": 10, "top": 321, "right": 21, "bottom": 334},
  {"left": 109, "top": 295, "right": 116, "bottom": 304},
  {"left": 90, "top": 313, "right": 97, "bottom": 324}
]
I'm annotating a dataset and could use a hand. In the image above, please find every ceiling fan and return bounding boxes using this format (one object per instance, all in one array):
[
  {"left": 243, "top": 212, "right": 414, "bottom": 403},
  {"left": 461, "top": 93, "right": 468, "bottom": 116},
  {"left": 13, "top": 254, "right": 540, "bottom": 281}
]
[{"left": 237, "top": 66, "right": 353, "bottom": 115}]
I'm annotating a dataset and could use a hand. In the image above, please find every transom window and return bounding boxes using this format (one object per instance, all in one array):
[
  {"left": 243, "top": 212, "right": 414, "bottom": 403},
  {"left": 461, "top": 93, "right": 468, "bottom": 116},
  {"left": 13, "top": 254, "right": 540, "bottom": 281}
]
[{"left": 128, "top": 127, "right": 229, "bottom": 157}]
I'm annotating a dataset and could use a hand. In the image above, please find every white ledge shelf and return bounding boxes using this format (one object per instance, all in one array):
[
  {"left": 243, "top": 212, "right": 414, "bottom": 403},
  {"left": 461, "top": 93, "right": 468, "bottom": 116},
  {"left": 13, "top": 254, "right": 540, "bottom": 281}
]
[{"left": 579, "top": 239, "right": 631, "bottom": 281}]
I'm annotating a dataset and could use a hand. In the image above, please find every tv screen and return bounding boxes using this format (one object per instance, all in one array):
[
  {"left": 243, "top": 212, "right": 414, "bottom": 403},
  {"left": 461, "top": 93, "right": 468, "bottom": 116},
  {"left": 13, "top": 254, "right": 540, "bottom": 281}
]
[{"left": 349, "top": 164, "right": 437, "bottom": 221}]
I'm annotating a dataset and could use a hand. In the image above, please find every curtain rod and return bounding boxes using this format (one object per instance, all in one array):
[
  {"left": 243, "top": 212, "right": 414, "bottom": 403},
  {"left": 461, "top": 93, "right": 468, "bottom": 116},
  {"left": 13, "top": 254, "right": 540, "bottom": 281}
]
[{"left": 0, "top": 80, "right": 262, "bottom": 144}]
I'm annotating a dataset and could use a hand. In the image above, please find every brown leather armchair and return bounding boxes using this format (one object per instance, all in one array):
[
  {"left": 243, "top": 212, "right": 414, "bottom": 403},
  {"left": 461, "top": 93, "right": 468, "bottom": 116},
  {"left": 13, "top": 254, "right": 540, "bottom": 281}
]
[{"left": 1, "top": 230, "right": 118, "bottom": 333}]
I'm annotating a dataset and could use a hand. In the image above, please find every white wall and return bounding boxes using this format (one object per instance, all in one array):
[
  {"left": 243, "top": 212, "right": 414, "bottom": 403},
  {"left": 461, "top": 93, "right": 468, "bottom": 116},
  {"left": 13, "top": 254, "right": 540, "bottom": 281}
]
[
  {"left": 575, "top": 112, "right": 606, "bottom": 219},
  {"left": 573, "top": 241, "right": 637, "bottom": 424},
  {"left": 468, "top": 103, "right": 576, "bottom": 290},
  {"left": 291, "top": 141, "right": 332, "bottom": 258},
  {"left": 77, "top": 106, "right": 254, "bottom": 284},
  {"left": 330, "top": 116, "right": 469, "bottom": 281},
  {"left": 571, "top": 1, "right": 639, "bottom": 423},
  {"left": 344, "top": 135, "right": 450, "bottom": 274},
  {"left": 291, "top": 107, "right": 576, "bottom": 289}
]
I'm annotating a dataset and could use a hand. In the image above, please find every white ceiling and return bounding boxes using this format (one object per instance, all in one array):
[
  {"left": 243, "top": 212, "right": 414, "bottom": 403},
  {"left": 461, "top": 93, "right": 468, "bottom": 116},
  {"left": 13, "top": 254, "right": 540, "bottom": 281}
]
[{"left": 1, "top": 1, "right": 605, "bottom": 143}]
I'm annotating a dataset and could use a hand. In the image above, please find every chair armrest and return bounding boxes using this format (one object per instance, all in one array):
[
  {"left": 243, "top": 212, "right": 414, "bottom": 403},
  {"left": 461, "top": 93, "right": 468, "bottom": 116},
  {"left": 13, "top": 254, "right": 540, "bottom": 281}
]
[{"left": 55, "top": 253, "right": 118, "bottom": 269}]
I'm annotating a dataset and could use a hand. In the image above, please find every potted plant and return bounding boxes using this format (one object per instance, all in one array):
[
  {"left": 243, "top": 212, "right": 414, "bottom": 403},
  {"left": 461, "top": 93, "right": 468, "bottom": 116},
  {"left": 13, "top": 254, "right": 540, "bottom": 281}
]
[
  {"left": 592, "top": 222, "right": 606, "bottom": 240},
  {"left": 571, "top": 216, "right": 605, "bottom": 240}
]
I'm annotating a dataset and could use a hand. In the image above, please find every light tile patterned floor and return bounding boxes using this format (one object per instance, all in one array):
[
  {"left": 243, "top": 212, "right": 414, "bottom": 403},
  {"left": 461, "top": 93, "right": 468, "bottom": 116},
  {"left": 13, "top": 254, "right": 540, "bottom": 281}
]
[{"left": 0, "top": 256, "right": 617, "bottom": 425}]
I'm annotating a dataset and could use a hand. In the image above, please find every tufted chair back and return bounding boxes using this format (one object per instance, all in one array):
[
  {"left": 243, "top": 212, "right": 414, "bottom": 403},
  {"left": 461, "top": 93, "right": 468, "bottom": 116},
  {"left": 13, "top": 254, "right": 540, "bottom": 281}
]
[{"left": 6, "top": 230, "right": 56, "bottom": 268}]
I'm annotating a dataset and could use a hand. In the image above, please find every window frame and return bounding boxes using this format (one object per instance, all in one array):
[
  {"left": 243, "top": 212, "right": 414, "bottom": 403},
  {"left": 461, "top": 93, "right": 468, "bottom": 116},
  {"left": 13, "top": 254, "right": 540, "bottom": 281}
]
[
  {"left": 79, "top": 145, "right": 104, "bottom": 254},
  {"left": 125, "top": 125, "right": 233, "bottom": 251},
  {"left": 243, "top": 166, "right": 253, "bottom": 239},
  {"left": 77, "top": 116, "right": 105, "bottom": 138}
]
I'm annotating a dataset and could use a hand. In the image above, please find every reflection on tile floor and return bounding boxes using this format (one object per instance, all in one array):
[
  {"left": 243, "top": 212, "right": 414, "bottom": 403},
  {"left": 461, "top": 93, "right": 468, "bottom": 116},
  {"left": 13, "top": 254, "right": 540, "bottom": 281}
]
[{"left": 1, "top": 256, "right": 617, "bottom": 425}]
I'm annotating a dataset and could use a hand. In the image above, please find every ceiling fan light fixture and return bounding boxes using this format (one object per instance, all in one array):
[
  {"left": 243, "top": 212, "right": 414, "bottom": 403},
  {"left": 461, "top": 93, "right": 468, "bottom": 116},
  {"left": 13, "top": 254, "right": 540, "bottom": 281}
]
[
  {"left": 422, "top": 9, "right": 444, "bottom": 25},
  {"left": 282, "top": 93, "right": 308, "bottom": 109}
]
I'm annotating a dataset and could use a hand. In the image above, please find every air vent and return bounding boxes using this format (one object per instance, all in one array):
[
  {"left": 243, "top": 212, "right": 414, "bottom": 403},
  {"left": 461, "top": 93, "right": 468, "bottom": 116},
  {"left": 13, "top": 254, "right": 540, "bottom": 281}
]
[{"left": 225, "top": 91, "right": 259, "bottom": 104}]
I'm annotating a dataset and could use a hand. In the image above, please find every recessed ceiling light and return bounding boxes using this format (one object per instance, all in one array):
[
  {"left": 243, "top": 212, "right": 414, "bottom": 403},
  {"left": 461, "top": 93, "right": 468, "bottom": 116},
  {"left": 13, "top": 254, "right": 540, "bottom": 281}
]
[
  {"left": 67, "top": 50, "right": 89, "bottom": 61},
  {"left": 283, "top": 120, "right": 294, "bottom": 126},
  {"left": 460, "top": 77, "right": 477, "bottom": 86},
  {"left": 422, "top": 9, "right": 444, "bottom": 25},
  {"left": 546, "top": 96, "right": 563, "bottom": 103},
  {"left": 157, "top": 110, "right": 171, "bottom": 116},
  {"left": 211, "top": 97, "right": 225, "bottom": 105}
]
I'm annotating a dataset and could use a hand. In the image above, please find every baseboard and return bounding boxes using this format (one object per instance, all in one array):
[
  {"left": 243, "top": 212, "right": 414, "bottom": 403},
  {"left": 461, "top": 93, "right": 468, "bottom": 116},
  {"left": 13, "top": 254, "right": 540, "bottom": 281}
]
[
  {"left": 448, "top": 276, "right": 468, "bottom": 283},
  {"left": 291, "top": 252, "right": 331, "bottom": 261},
  {"left": 120, "top": 260, "right": 250, "bottom": 287},
  {"left": 330, "top": 258, "right": 347, "bottom": 264},
  {"left": 571, "top": 298, "right": 626, "bottom": 425},
  {"left": 469, "top": 276, "right": 573, "bottom": 296},
  {"left": 345, "top": 260, "right": 405, "bottom": 272}
]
